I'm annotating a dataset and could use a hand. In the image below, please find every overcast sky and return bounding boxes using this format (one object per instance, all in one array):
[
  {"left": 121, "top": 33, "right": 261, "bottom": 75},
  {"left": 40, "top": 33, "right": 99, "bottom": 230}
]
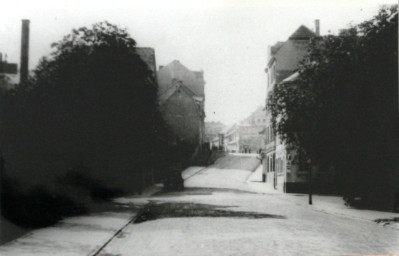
[{"left": 1, "top": 0, "right": 396, "bottom": 126}]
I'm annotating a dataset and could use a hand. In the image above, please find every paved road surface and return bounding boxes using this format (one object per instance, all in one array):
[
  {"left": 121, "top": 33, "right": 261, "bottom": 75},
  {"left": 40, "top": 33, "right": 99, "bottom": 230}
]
[
  {"left": 1, "top": 155, "right": 398, "bottom": 256},
  {"left": 99, "top": 155, "right": 399, "bottom": 256}
]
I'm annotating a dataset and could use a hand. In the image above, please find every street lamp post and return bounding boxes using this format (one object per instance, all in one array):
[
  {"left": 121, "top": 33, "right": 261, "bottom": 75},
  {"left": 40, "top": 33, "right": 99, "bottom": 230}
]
[{"left": 308, "top": 159, "right": 312, "bottom": 205}]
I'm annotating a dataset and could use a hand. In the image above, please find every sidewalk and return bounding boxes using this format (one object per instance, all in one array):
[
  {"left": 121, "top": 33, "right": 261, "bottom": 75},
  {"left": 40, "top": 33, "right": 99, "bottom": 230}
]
[
  {"left": 0, "top": 184, "right": 163, "bottom": 256},
  {"left": 283, "top": 194, "right": 399, "bottom": 229},
  {"left": 246, "top": 165, "right": 399, "bottom": 227},
  {"left": 245, "top": 164, "right": 280, "bottom": 194},
  {"left": 181, "top": 166, "right": 206, "bottom": 180}
]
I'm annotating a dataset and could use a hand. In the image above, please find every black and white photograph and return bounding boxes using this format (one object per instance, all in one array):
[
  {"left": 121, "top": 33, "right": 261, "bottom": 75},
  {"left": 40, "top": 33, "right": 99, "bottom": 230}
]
[{"left": 0, "top": 0, "right": 398, "bottom": 255}]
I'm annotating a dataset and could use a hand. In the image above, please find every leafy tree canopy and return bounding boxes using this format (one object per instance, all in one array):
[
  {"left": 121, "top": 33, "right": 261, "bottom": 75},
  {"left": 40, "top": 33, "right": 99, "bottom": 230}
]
[
  {"left": 0, "top": 21, "right": 165, "bottom": 192},
  {"left": 267, "top": 6, "right": 398, "bottom": 209}
]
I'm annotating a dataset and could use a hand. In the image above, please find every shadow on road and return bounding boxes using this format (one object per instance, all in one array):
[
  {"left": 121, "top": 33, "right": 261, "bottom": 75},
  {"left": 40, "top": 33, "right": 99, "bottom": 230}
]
[
  {"left": 134, "top": 201, "right": 286, "bottom": 224},
  {"left": 374, "top": 217, "right": 399, "bottom": 226}
]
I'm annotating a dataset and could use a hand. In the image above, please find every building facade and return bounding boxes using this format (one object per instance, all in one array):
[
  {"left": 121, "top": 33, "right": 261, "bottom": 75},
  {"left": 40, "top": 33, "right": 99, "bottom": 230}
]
[
  {"left": 156, "top": 60, "right": 205, "bottom": 147},
  {"left": 224, "top": 107, "right": 267, "bottom": 153},
  {"left": 204, "top": 121, "right": 225, "bottom": 144},
  {"left": 263, "top": 24, "right": 317, "bottom": 192}
]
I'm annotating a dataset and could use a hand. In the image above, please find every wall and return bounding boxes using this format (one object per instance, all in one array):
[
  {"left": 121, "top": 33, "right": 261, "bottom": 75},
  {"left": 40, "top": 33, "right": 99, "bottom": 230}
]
[{"left": 161, "top": 90, "right": 201, "bottom": 145}]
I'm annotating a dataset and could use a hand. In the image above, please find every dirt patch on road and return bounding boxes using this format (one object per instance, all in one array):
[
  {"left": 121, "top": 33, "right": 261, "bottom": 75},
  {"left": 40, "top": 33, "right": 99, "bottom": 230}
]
[
  {"left": 133, "top": 201, "right": 286, "bottom": 223},
  {"left": 374, "top": 217, "right": 399, "bottom": 226}
]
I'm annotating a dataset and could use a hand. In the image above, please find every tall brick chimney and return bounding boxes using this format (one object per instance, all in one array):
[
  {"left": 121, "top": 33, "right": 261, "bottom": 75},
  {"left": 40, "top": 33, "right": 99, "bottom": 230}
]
[
  {"left": 20, "top": 19, "right": 30, "bottom": 86},
  {"left": 315, "top": 19, "right": 320, "bottom": 36}
]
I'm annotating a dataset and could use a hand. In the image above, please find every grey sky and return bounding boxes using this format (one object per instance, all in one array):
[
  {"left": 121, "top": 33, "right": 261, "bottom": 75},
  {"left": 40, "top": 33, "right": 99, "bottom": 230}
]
[{"left": 1, "top": 0, "right": 396, "bottom": 125}]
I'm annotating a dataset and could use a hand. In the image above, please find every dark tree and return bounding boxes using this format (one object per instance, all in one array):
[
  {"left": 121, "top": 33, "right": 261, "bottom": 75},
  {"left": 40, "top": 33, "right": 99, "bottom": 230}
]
[
  {"left": 268, "top": 6, "right": 398, "bottom": 210},
  {"left": 0, "top": 22, "right": 169, "bottom": 227}
]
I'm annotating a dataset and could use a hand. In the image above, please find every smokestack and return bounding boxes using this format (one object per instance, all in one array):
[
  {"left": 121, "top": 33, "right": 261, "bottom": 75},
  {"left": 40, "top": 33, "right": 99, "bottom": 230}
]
[
  {"left": 315, "top": 19, "right": 320, "bottom": 36},
  {"left": 20, "top": 19, "right": 30, "bottom": 86}
]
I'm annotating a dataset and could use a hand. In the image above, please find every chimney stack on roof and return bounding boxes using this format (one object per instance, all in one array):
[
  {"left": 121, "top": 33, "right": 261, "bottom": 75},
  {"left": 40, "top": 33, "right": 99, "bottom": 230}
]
[
  {"left": 315, "top": 19, "right": 320, "bottom": 36},
  {"left": 20, "top": 19, "right": 30, "bottom": 86}
]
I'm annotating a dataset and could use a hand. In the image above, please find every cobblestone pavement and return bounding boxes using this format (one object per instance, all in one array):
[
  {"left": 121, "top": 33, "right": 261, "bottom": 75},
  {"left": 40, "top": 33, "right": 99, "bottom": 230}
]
[{"left": 100, "top": 187, "right": 399, "bottom": 256}]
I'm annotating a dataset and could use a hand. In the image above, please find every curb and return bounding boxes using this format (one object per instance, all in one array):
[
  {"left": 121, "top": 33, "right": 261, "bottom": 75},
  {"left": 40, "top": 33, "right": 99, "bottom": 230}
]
[
  {"left": 89, "top": 184, "right": 162, "bottom": 256},
  {"left": 280, "top": 195, "right": 399, "bottom": 231},
  {"left": 183, "top": 167, "right": 207, "bottom": 181}
]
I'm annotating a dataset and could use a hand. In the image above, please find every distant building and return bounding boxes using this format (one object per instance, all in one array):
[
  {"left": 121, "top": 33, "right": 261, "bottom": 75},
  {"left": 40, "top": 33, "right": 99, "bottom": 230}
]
[
  {"left": 209, "top": 134, "right": 224, "bottom": 150},
  {"left": 0, "top": 53, "right": 19, "bottom": 90},
  {"left": 205, "top": 121, "right": 225, "bottom": 143},
  {"left": 156, "top": 60, "right": 205, "bottom": 147},
  {"left": 224, "top": 106, "right": 267, "bottom": 153},
  {"left": 224, "top": 124, "right": 239, "bottom": 152},
  {"left": 263, "top": 23, "right": 318, "bottom": 192}
]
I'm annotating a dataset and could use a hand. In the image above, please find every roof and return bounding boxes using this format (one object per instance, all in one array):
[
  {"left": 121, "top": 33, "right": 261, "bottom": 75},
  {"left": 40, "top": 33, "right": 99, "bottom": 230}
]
[
  {"left": 268, "top": 39, "right": 312, "bottom": 75},
  {"left": 271, "top": 42, "right": 285, "bottom": 55},
  {"left": 289, "top": 25, "right": 315, "bottom": 40},
  {"left": 193, "top": 71, "right": 204, "bottom": 80},
  {"left": 267, "top": 25, "right": 314, "bottom": 71},
  {"left": 157, "top": 60, "right": 205, "bottom": 97},
  {"left": 158, "top": 78, "right": 203, "bottom": 106}
]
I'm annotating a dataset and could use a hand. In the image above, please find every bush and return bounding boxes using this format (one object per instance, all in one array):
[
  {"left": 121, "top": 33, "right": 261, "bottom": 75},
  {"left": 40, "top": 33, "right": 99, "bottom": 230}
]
[
  {"left": 1, "top": 180, "right": 85, "bottom": 228},
  {"left": 61, "top": 166, "right": 125, "bottom": 201},
  {"left": 163, "top": 163, "right": 185, "bottom": 192}
]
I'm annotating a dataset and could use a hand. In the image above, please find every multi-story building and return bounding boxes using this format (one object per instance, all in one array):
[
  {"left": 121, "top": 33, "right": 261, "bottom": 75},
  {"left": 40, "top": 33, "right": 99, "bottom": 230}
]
[
  {"left": 156, "top": 60, "right": 205, "bottom": 148},
  {"left": 136, "top": 50, "right": 206, "bottom": 150},
  {"left": 224, "top": 107, "right": 267, "bottom": 153},
  {"left": 224, "top": 124, "right": 240, "bottom": 152},
  {"left": 204, "top": 121, "right": 226, "bottom": 144},
  {"left": 263, "top": 23, "right": 318, "bottom": 192}
]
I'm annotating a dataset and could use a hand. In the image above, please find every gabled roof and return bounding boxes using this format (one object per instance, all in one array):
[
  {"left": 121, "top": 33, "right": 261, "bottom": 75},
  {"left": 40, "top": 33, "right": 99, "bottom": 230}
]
[
  {"left": 268, "top": 26, "right": 314, "bottom": 68},
  {"left": 159, "top": 78, "right": 203, "bottom": 106},
  {"left": 289, "top": 25, "right": 315, "bottom": 40},
  {"left": 271, "top": 42, "right": 285, "bottom": 55},
  {"left": 157, "top": 60, "right": 205, "bottom": 97}
]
